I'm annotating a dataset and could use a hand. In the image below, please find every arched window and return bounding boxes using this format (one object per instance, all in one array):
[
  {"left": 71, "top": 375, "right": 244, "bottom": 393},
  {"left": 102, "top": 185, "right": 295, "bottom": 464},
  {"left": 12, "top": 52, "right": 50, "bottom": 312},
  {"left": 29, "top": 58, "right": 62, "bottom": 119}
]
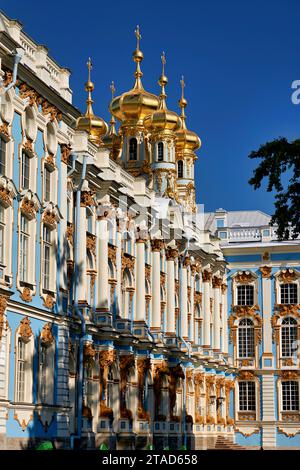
[
  {"left": 177, "top": 160, "right": 183, "bottom": 178},
  {"left": 281, "top": 317, "right": 297, "bottom": 357},
  {"left": 280, "top": 283, "right": 298, "bottom": 305},
  {"left": 282, "top": 381, "right": 299, "bottom": 411},
  {"left": 238, "top": 318, "right": 255, "bottom": 358},
  {"left": 157, "top": 142, "right": 164, "bottom": 161},
  {"left": 237, "top": 285, "right": 254, "bottom": 306},
  {"left": 129, "top": 137, "right": 137, "bottom": 161},
  {"left": 238, "top": 381, "right": 256, "bottom": 411}
]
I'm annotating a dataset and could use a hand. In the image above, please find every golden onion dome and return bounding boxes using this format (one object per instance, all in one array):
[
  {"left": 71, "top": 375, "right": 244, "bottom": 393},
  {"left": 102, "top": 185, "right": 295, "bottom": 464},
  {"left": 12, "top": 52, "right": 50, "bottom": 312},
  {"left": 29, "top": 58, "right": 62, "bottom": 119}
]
[
  {"left": 144, "top": 52, "right": 181, "bottom": 134},
  {"left": 76, "top": 58, "right": 108, "bottom": 145},
  {"left": 109, "top": 26, "right": 159, "bottom": 128},
  {"left": 102, "top": 81, "right": 122, "bottom": 157},
  {"left": 175, "top": 76, "right": 201, "bottom": 154}
]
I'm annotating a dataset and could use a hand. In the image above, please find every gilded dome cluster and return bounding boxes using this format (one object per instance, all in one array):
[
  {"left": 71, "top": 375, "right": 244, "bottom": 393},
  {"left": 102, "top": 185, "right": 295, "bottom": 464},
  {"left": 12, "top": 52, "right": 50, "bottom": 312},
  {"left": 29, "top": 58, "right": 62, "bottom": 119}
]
[{"left": 75, "top": 27, "right": 201, "bottom": 160}]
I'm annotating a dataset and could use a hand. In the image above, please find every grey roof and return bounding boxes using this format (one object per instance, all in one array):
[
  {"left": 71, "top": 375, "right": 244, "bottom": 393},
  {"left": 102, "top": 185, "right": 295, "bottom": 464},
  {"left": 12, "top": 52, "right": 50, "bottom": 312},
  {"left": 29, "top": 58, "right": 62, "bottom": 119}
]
[{"left": 204, "top": 210, "right": 272, "bottom": 231}]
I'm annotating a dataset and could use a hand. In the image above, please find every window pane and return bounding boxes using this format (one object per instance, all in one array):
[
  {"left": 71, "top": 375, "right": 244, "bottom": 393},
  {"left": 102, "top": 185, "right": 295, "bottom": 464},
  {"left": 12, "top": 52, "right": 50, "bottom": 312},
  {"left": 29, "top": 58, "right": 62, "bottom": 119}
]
[
  {"left": 21, "top": 152, "right": 30, "bottom": 189},
  {"left": 281, "top": 318, "right": 298, "bottom": 357},
  {"left": 0, "top": 137, "right": 6, "bottom": 176},
  {"left": 282, "top": 381, "right": 299, "bottom": 411},
  {"left": 129, "top": 138, "right": 137, "bottom": 160},
  {"left": 238, "top": 319, "right": 255, "bottom": 358},
  {"left": 44, "top": 168, "right": 51, "bottom": 201},
  {"left": 158, "top": 142, "right": 164, "bottom": 161},
  {"left": 280, "top": 283, "right": 298, "bottom": 304},
  {"left": 17, "top": 339, "right": 26, "bottom": 402},
  {"left": 237, "top": 285, "right": 254, "bottom": 306},
  {"left": 20, "top": 216, "right": 29, "bottom": 283},
  {"left": 239, "top": 381, "right": 256, "bottom": 411}
]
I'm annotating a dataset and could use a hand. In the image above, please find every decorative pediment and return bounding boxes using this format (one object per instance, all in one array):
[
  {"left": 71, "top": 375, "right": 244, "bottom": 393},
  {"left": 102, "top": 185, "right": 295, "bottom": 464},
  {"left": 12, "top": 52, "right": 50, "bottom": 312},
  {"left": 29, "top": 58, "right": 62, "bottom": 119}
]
[
  {"left": 277, "top": 269, "right": 299, "bottom": 283},
  {"left": 41, "top": 202, "right": 62, "bottom": 229},
  {"left": 0, "top": 176, "right": 18, "bottom": 207},
  {"left": 19, "top": 191, "right": 41, "bottom": 220},
  {"left": 234, "top": 270, "right": 256, "bottom": 284}
]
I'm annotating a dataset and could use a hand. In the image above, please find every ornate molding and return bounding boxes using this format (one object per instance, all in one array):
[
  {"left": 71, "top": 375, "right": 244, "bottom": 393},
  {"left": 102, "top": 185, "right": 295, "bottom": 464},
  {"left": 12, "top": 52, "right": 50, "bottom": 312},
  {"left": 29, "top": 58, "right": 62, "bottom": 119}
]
[
  {"left": 212, "top": 276, "right": 222, "bottom": 289},
  {"left": 40, "top": 322, "right": 54, "bottom": 346},
  {"left": 121, "top": 252, "right": 135, "bottom": 275},
  {"left": 260, "top": 266, "right": 272, "bottom": 278},
  {"left": 41, "top": 99, "right": 62, "bottom": 122},
  {"left": 66, "top": 223, "right": 74, "bottom": 245},
  {"left": 166, "top": 247, "right": 178, "bottom": 261},
  {"left": 119, "top": 354, "right": 135, "bottom": 419},
  {"left": 278, "top": 269, "right": 297, "bottom": 283},
  {"left": 19, "top": 316, "right": 33, "bottom": 342},
  {"left": 278, "top": 426, "right": 300, "bottom": 437},
  {"left": 21, "top": 287, "right": 32, "bottom": 303},
  {"left": 20, "top": 192, "right": 40, "bottom": 220},
  {"left": 83, "top": 343, "right": 96, "bottom": 367},
  {"left": 14, "top": 412, "right": 33, "bottom": 432},
  {"left": 43, "top": 294, "right": 54, "bottom": 310},
  {"left": 60, "top": 143, "right": 72, "bottom": 165},
  {"left": 221, "top": 283, "right": 227, "bottom": 294},
  {"left": 235, "top": 271, "right": 255, "bottom": 284},
  {"left": 0, "top": 295, "right": 8, "bottom": 341},
  {"left": 238, "top": 370, "right": 256, "bottom": 381},
  {"left": 202, "top": 270, "right": 212, "bottom": 283},
  {"left": 279, "top": 370, "right": 300, "bottom": 380},
  {"left": 151, "top": 239, "right": 164, "bottom": 252},
  {"left": 19, "top": 83, "right": 41, "bottom": 107},
  {"left": 0, "top": 176, "right": 17, "bottom": 208},
  {"left": 0, "top": 123, "right": 10, "bottom": 139},
  {"left": 86, "top": 233, "right": 96, "bottom": 255},
  {"left": 80, "top": 189, "right": 96, "bottom": 207},
  {"left": 108, "top": 244, "right": 116, "bottom": 266}
]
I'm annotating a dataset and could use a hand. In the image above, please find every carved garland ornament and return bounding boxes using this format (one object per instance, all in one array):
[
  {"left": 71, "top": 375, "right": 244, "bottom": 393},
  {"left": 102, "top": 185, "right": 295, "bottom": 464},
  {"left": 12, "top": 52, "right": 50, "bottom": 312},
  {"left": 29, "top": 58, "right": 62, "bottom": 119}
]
[
  {"left": 60, "top": 143, "right": 72, "bottom": 165},
  {"left": 66, "top": 223, "right": 74, "bottom": 245},
  {"left": 99, "top": 349, "right": 116, "bottom": 419},
  {"left": 202, "top": 270, "right": 212, "bottom": 283},
  {"left": 80, "top": 190, "right": 96, "bottom": 208},
  {"left": 119, "top": 354, "right": 135, "bottom": 419},
  {"left": 40, "top": 322, "right": 54, "bottom": 346},
  {"left": 235, "top": 271, "right": 255, "bottom": 284},
  {"left": 278, "top": 269, "right": 297, "bottom": 283},
  {"left": 21, "top": 287, "right": 32, "bottom": 303},
  {"left": 83, "top": 342, "right": 96, "bottom": 367},
  {"left": 0, "top": 123, "right": 9, "bottom": 139},
  {"left": 19, "top": 316, "right": 33, "bottom": 342},
  {"left": 43, "top": 294, "right": 54, "bottom": 310},
  {"left": 0, "top": 295, "right": 8, "bottom": 341},
  {"left": 137, "top": 357, "right": 151, "bottom": 421},
  {"left": 19, "top": 83, "right": 41, "bottom": 107},
  {"left": 259, "top": 266, "right": 272, "bottom": 278},
  {"left": 41, "top": 99, "right": 62, "bottom": 122}
]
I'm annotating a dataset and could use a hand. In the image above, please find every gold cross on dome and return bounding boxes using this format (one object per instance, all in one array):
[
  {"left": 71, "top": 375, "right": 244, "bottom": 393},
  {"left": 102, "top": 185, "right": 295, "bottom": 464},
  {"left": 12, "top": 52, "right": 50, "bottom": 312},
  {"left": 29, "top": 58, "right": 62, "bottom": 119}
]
[
  {"left": 161, "top": 51, "right": 166, "bottom": 74},
  {"left": 180, "top": 75, "right": 185, "bottom": 97},
  {"left": 87, "top": 57, "right": 92, "bottom": 81},
  {"left": 135, "top": 25, "right": 141, "bottom": 49},
  {"left": 110, "top": 80, "right": 116, "bottom": 99}
]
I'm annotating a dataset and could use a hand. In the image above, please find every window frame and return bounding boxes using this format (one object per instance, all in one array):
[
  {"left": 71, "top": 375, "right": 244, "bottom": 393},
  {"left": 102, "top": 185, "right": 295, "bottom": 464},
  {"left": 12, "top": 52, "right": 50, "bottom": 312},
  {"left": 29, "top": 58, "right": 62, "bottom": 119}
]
[
  {"left": 281, "top": 380, "right": 300, "bottom": 412},
  {"left": 42, "top": 224, "right": 52, "bottom": 292},
  {"left": 128, "top": 137, "right": 138, "bottom": 161},
  {"left": 20, "top": 151, "right": 31, "bottom": 190},
  {"left": 0, "top": 136, "right": 6, "bottom": 176},
  {"left": 19, "top": 214, "right": 30, "bottom": 283},
  {"left": 281, "top": 317, "right": 298, "bottom": 358},
  {"left": 238, "top": 318, "right": 255, "bottom": 359},
  {"left": 238, "top": 380, "right": 256, "bottom": 412},
  {"left": 177, "top": 160, "right": 183, "bottom": 178},
  {"left": 280, "top": 283, "right": 298, "bottom": 305},
  {"left": 236, "top": 284, "right": 254, "bottom": 306},
  {"left": 157, "top": 142, "right": 164, "bottom": 162}
]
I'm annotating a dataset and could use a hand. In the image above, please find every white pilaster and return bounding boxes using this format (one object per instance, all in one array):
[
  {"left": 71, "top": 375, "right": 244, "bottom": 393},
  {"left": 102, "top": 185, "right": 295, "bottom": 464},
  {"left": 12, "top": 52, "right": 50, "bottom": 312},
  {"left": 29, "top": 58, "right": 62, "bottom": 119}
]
[
  {"left": 96, "top": 214, "right": 109, "bottom": 311},
  {"left": 212, "top": 277, "right": 221, "bottom": 351},
  {"left": 151, "top": 240, "right": 162, "bottom": 330},
  {"left": 135, "top": 239, "right": 146, "bottom": 321},
  {"left": 202, "top": 271, "right": 211, "bottom": 348}
]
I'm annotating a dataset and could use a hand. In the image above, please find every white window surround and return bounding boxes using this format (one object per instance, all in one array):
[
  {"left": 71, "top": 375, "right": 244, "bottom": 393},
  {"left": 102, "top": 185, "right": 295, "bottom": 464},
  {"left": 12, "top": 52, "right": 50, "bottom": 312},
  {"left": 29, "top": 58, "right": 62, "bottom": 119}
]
[
  {"left": 277, "top": 378, "right": 300, "bottom": 420},
  {"left": 235, "top": 379, "right": 260, "bottom": 421},
  {"left": 40, "top": 222, "right": 57, "bottom": 296},
  {"left": 231, "top": 271, "right": 258, "bottom": 307},
  {"left": 17, "top": 211, "right": 36, "bottom": 290},
  {"left": 38, "top": 339, "right": 55, "bottom": 405},
  {"left": 275, "top": 269, "right": 300, "bottom": 305},
  {"left": 14, "top": 332, "right": 34, "bottom": 404},
  {"left": 19, "top": 148, "right": 37, "bottom": 194}
]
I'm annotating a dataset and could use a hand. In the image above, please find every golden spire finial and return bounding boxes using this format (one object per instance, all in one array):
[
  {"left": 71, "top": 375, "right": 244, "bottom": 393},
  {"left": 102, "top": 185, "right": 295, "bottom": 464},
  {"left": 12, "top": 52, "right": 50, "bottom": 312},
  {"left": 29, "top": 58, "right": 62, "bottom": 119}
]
[
  {"left": 85, "top": 57, "right": 94, "bottom": 118},
  {"left": 133, "top": 25, "right": 144, "bottom": 90},
  {"left": 135, "top": 25, "right": 141, "bottom": 51},
  {"left": 109, "top": 81, "right": 117, "bottom": 135},
  {"left": 179, "top": 75, "right": 187, "bottom": 128},
  {"left": 158, "top": 51, "right": 168, "bottom": 110}
]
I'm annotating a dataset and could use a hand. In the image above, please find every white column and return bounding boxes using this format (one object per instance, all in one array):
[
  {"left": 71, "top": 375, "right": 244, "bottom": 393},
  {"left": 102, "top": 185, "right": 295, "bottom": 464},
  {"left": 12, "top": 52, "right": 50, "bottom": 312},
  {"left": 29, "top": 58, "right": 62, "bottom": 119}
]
[
  {"left": 221, "top": 283, "right": 228, "bottom": 354},
  {"left": 59, "top": 158, "right": 67, "bottom": 293},
  {"left": 151, "top": 240, "right": 162, "bottom": 330},
  {"left": 135, "top": 239, "right": 146, "bottom": 321},
  {"left": 261, "top": 272, "right": 273, "bottom": 353},
  {"left": 180, "top": 258, "right": 188, "bottom": 340},
  {"left": 116, "top": 226, "right": 123, "bottom": 317},
  {"left": 96, "top": 213, "right": 109, "bottom": 310},
  {"left": 190, "top": 269, "right": 195, "bottom": 343},
  {"left": 213, "top": 277, "right": 221, "bottom": 351},
  {"left": 202, "top": 271, "right": 211, "bottom": 348},
  {"left": 166, "top": 248, "right": 177, "bottom": 335},
  {"left": 77, "top": 204, "right": 87, "bottom": 302}
]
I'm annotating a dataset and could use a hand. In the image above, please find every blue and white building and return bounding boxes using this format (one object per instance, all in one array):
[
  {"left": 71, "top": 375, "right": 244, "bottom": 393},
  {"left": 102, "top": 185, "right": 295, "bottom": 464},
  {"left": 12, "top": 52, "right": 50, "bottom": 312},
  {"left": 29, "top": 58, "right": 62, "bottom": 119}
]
[{"left": 0, "top": 11, "right": 299, "bottom": 450}]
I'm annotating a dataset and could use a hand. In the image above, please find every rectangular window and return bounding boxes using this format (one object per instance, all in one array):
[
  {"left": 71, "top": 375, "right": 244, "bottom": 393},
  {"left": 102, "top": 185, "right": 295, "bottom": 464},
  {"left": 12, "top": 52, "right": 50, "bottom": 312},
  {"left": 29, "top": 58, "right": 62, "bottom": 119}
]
[
  {"left": 282, "top": 381, "right": 299, "bottom": 411},
  {"left": 20, "top": 215, "right": 29, "bottom": 282},
  {"left": 0, "top": 206, "right": 5, "bottom": 265},
  {"left": 280, "top": 283, "right": 298, "bottom": 304},
  {"left": 44, "top": 167, "right": 51, "bottom": 202},
  {"left": 16, "top": 339, "right": 26, "bottom": 402},
  {"left": 39, "top": 345, "right": 47, "bottom": 403},
  {"left": 216, "top": 218, "right": 224, "bottom": 228},
  {"left": 0, "top": 137, "right": 6, "bottom": 176},
  {"left": 21, "top": 152, "right": 30, "bottom": 190},
  {"left": 42, "top": 225, "right": 51, "bottom": 291},
  {"left": 239, "top": 381, "right": 256, "bottom": 411},
  {"left": 237, "top": 285, "right": 254, "bottom": 306}
]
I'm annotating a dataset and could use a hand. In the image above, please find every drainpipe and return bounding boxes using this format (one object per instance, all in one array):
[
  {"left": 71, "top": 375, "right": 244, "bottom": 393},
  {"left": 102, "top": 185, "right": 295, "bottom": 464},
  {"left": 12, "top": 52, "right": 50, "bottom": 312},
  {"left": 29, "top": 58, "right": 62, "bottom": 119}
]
[
  {"left": 70, "top": 154, "right": 88, "bottom": 449},
  {"left": 3, "top": 48, "right": 24, "bottom": 93}
]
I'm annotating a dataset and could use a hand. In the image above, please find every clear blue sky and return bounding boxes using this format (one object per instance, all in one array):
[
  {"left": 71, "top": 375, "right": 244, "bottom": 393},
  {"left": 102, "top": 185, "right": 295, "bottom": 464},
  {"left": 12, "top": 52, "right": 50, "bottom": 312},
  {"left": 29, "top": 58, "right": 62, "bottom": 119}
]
[{"left": 3, "top": 0, "right": 300, "bottom": 214}]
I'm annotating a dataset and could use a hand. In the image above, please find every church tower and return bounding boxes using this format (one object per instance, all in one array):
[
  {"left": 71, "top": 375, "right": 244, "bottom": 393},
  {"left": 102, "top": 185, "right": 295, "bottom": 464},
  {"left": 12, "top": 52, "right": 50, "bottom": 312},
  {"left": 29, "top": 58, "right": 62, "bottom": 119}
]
[{"left": 144, "top": 52, "right": 181, "bottom": 199}]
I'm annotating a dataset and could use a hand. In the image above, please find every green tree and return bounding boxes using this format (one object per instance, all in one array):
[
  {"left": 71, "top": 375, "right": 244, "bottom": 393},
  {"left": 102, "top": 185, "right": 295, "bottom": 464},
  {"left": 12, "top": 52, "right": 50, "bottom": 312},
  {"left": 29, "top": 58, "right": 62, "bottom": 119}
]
[{"left": 249, "top": 137, "right": 300, "bottom": 240}]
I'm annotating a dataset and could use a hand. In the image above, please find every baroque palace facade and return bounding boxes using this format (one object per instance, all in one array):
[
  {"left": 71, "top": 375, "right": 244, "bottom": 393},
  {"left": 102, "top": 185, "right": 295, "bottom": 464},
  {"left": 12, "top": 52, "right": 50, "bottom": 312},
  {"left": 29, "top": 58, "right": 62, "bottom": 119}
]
[{"left": 0, "top": 11, "right": 299, "bottom": 450}]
